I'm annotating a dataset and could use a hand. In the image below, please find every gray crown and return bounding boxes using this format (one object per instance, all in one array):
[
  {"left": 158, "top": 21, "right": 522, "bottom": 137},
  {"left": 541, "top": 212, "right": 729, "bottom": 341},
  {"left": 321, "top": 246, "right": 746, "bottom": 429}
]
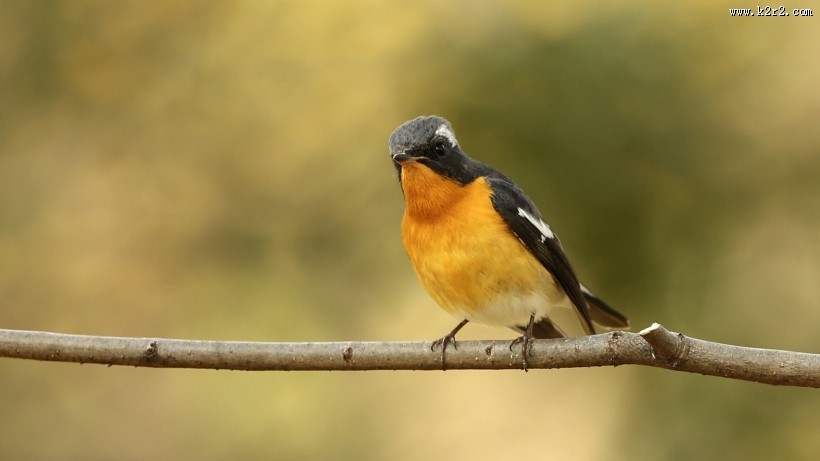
[{"left": 388, "top": 115, "right": 457, "bottom": 154}]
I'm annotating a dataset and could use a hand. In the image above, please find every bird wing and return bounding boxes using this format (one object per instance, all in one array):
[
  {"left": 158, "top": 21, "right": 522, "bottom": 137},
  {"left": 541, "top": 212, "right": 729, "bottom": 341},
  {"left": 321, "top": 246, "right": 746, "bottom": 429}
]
[{"left": 487, "top": 175, "right": 596, "bottom": 335}]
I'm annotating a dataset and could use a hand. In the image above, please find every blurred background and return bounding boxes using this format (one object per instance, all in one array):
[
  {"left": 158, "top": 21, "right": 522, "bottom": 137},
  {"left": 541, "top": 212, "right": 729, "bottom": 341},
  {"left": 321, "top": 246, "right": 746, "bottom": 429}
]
[{"left": 1, "top": 1, "right": 819, "bottom": 459}]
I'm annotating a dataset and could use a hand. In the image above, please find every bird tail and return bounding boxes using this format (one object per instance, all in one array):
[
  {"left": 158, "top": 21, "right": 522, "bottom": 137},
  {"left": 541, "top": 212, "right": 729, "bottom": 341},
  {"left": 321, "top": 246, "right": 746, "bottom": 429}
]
[
  {"left": 581, "top": 285, "right": 629, "bottom": 329},
  {"left": 513, "top": 286, "right": 629, "bottom": 339},
  {"left": 529, "top": 317, "right": 567, "bottom": 339}
]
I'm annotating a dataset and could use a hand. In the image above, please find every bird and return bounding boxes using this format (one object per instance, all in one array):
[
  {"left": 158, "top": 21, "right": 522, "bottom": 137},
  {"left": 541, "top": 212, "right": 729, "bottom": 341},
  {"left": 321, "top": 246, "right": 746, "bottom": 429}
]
[{"left": 389, "top": 115, "right": 629, "bottom": 369}]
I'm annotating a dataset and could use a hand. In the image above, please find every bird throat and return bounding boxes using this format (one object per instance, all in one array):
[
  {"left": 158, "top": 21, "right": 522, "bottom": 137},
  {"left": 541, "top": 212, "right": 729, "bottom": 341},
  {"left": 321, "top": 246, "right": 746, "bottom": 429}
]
[{"left": 400, "top": 162, "right": 470, "bottom": 220}]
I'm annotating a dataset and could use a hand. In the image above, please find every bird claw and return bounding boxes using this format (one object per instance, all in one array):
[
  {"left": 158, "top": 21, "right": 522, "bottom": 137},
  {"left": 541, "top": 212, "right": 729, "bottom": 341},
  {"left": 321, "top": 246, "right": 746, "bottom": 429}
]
[
  {"left": 431, "top": 319, "right": 469, "bottom": 370},
  {"left": 431, "top": 334, "right": 458, "bottom": 352},
  {"left": 510, "top": 313, "right": 536, "bottom": 371},
  {"left": 509, "top": 335, "right": 533, "bottom": 371},
  {"left": 431, "top": 333, "right": 458, "bottom": 368}
]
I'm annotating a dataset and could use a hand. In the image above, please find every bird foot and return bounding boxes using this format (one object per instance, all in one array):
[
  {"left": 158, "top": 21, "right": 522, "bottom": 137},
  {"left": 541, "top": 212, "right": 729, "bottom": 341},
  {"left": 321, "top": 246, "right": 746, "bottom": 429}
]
[
  {"left": 431, "top": 319, "right": 469, "bottom": 370},
  {"left": 431, "top": 333, "right": 458, "bottom": 368},
  {"left": 509, "top": 313, "right": 536, "bottom": 371},
  {"left": 509, "top": 334, "right": 534, "bottom": 371}
]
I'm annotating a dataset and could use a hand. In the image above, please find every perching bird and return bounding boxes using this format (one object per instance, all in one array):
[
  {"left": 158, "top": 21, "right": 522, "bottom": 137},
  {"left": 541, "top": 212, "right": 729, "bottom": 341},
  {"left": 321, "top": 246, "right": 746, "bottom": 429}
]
[{"left": 390, "top": 115, "right": 629, "bottom": 369}]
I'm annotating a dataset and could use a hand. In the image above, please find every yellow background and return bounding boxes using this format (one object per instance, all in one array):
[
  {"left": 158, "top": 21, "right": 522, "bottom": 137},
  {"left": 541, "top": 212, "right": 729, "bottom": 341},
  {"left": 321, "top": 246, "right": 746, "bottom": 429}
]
[{"left": 2, "top": 1, "right": 819, "bottom": 459}]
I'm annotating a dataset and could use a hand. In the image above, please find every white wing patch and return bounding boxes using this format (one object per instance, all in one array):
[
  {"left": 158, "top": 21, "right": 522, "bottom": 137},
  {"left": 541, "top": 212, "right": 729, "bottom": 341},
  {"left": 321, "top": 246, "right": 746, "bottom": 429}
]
[
  {"left": 517, "top": 207, "right": 554, "bottom": 242},
  {"left": 435, "top": 124, "right": 459, "bottom": 148}
]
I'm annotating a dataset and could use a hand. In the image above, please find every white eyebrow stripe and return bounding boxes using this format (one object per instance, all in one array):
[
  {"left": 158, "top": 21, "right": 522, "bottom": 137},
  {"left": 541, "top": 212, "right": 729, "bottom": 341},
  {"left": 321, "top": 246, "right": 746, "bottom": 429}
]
[
  {"left": 517, "top": 207, "right": 554, "bottom": 242},
  {"left": 435, "top": 124, "right": 459, "bottom": 148}
]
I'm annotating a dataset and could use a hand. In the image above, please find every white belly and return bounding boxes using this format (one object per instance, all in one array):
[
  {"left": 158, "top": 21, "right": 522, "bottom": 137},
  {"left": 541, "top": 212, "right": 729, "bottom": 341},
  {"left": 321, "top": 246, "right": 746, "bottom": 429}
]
[{"left": 445, "top": 289, "right": 582, "bottom": 336}]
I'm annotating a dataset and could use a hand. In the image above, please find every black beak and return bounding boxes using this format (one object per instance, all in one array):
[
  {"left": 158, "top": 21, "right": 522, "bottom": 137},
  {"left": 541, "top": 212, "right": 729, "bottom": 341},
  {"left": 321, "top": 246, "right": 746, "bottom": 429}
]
[{"left": 391, "top": 152, "right": 419, "bottom": 164}]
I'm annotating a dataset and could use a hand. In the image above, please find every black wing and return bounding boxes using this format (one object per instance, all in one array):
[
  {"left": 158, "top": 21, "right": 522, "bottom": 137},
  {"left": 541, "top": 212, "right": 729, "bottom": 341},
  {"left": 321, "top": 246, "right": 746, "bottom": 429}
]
[{"left": 487, "top": 174, "right": 596, "bottom": 335}]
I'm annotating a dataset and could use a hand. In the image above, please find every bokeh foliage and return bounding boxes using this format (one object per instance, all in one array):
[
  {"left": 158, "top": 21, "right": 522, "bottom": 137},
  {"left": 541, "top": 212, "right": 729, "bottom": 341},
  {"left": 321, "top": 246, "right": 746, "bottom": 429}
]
[{"left": 1, "top": 1, "right": 818, "bottom": 460}]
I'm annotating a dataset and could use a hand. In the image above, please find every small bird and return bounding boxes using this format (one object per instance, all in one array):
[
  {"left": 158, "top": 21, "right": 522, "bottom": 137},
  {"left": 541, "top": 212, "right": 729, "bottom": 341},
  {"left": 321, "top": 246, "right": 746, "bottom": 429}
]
[{"left": 389, "top": 115, "right": 629, "bottom": 369}]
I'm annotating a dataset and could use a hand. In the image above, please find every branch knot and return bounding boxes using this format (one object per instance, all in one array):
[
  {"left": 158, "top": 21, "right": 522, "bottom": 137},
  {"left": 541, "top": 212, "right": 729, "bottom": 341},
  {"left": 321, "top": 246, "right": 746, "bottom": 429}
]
[{"left": 639, "top": 323, "right": 690, "bottom": 367}]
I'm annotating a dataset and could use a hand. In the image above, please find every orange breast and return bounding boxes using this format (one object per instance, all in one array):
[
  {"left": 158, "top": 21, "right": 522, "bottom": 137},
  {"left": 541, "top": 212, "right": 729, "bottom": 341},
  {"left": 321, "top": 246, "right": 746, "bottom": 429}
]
[{"left": 400, "top": 162, "right": 554, "bottom": 322}]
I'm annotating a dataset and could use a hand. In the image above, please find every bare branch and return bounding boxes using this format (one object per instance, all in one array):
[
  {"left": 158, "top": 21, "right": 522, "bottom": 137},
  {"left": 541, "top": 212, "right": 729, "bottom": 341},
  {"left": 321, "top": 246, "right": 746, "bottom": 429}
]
[
  {"left": 0, "top": 325, "right": 817, "bottom": 387},
  {"left": 640, "top": 322, "right": 689, "bottom": 363}
]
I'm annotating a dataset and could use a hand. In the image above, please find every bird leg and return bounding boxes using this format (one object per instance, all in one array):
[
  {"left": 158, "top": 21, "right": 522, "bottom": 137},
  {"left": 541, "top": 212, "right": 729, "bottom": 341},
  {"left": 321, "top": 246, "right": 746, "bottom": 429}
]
[
  {"left": 431, "top": 319, "right": 469, "bottom": 370},
  {"left": 509, "top": 313, "right": 536, "bottom": 371}
]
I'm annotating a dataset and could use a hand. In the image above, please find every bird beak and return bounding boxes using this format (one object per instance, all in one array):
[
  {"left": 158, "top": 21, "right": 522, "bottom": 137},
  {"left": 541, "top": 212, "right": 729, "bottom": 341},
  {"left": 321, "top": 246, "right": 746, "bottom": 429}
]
[{"left": 391, "top": 152, "right": 418, "bottom": 164}]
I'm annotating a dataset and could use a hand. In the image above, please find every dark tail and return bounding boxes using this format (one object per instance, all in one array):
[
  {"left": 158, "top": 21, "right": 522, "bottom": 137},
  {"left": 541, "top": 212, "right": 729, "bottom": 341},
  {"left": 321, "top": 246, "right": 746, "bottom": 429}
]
[
  {"left": 581, "top": 285, "right": 629, "bottom": 329},
  {"left": 512, "top": 317, "right": 567, "bottom": 339},
  {"left": 512, "top": 285, "right": 629, "bottom": 339}
]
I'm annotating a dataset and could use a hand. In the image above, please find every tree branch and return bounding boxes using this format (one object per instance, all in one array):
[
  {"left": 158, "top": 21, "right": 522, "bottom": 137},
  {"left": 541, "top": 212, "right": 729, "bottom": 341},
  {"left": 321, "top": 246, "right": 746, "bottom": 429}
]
[{"left": 1, "top": 324, "right": 817, "bottom": 387}]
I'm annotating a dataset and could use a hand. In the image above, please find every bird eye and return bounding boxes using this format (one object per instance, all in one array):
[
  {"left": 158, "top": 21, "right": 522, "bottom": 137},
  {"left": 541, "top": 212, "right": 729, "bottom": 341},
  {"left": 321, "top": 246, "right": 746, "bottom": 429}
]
[{"left": 433, "top": 140, "right": 447, "bottom": 155}]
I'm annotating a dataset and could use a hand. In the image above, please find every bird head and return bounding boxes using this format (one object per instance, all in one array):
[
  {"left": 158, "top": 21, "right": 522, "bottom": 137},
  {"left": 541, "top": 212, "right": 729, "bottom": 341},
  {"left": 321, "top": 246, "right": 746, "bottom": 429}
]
[{"left": 389, "top": 115, "right": 482, "bottom": 185}]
